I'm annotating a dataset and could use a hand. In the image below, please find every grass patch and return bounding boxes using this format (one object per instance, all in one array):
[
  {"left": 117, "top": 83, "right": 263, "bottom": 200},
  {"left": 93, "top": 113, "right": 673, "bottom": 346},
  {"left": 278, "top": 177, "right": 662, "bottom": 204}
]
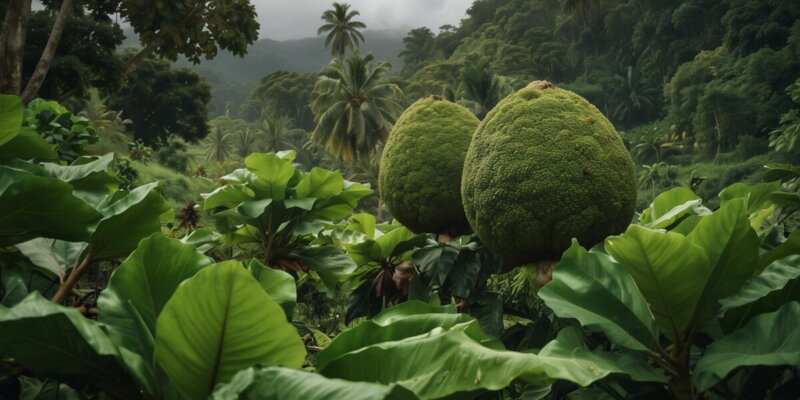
[{"left": 133, "top": 160, "right": 217, "bottom": 211}]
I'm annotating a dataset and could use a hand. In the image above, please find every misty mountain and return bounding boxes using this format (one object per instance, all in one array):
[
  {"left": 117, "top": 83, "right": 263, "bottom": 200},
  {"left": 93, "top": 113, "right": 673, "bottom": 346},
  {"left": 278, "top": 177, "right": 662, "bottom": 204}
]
[{"left": 122, "top": 29, "right": 406, "bottom": 83}]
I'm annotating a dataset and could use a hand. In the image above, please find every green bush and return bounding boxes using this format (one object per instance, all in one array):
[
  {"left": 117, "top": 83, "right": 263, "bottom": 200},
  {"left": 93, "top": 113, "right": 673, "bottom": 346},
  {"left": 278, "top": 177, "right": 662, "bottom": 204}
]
[{"left": 154, "top": 135, "right": 191, "bottom": 173}]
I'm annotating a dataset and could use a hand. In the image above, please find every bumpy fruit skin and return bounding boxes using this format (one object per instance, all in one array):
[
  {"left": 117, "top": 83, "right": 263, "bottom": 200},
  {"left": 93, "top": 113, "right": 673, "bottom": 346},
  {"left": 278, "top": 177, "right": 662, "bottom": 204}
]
[
  {"left": 379, "top": 96, "right": 479, "bottom": 235},
  {"left": 461, "top": 81, "right": 636, "bottom": 265}
]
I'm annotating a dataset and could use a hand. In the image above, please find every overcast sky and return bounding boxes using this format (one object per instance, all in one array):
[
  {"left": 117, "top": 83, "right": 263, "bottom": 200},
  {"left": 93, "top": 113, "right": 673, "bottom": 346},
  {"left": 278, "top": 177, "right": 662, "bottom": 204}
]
[{"left": 255, "top": 0, "right": 474, "bottom": 40}]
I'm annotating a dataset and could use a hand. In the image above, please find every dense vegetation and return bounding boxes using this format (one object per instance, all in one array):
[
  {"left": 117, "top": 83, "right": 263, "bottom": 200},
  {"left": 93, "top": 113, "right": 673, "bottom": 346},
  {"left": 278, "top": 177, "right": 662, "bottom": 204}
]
[{"left": 1, "top": 0, "right": 799, "bottom": 399}]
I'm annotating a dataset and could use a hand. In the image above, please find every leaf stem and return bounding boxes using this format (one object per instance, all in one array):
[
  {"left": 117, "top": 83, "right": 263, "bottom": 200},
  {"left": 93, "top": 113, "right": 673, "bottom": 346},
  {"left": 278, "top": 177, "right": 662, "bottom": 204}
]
[{"left": 51, "top": 252, "right": 93, "bottom": 304}]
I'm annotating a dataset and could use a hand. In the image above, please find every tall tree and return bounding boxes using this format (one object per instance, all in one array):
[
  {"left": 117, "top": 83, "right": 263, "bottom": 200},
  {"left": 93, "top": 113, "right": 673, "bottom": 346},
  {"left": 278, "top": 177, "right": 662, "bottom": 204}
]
[
  {"left": 310, "top": 52, "right": 404, "bottom": 163},
  {"left": 460, "top": 58, "right": 504, "bottom": 118},
  {"left": 204, "top": 127, "right": 233, "bottom": 163},
  {"left": 317, "top": 2, "right": 366, "bottom": 59},
  {"left": 109, "top": 57, "right": 211, "bottom": 144},
  {"left": 0, "top": 0, "right": 259, "bottom": 101},
  {"left": 399, "top": 27, "right": 436, "bottom": 75},
  {"left": 21, "top": 8, "right": 125, "bottom": 101},
  {"left": 260, "top": 114, "right": 302, "bottom": 153},
  {"left": 0, "top": 0, "right": 32, "bottom": 94}
]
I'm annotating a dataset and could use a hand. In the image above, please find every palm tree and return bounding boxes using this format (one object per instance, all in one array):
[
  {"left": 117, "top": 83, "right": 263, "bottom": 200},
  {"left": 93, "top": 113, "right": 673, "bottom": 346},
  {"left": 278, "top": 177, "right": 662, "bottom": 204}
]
[
  {"left": 261, "top": 114, "right": 303, "bottom": 153},
  {"left": 204, "top": 127, "right": 233, "bottom": 162},
  {"left": 233, "top": 128, "right": 263, "bottom": 159},
  {"left": 399, "top": 27, "right": 435, "bottom": 75},
  {"left": 80, "top": 89, "right": 131, "bottom": 133},
  {"left": 318, "top": 2, "right": 367, "bottom": 59},
  {"left": 459, "top": 59, "right": 506, "bottom": 118},
  {"left": 610, "top": 66, "right": 660, "bottom": 128},
  {"left": 310, "top": 52, "right": 405, "bottom": 163}
]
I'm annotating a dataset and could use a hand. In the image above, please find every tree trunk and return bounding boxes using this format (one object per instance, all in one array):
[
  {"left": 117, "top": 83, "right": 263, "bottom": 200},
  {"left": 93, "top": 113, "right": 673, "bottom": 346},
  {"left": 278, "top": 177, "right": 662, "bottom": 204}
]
[
  {"left": 123, "top": 41, "right": 159, "bottom": 76},
  {"left": 0, "top": 0, "right": 33, "bottom": 95},
  {"left": 20, "top": 0, "right": 73, "bottom": 103}
]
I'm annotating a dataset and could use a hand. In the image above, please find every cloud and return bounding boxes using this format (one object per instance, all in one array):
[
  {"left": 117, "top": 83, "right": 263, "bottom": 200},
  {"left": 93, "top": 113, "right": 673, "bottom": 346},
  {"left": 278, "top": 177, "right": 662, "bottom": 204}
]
[{"left": 255, "top": 0, "right": 473, "bottom": 40}]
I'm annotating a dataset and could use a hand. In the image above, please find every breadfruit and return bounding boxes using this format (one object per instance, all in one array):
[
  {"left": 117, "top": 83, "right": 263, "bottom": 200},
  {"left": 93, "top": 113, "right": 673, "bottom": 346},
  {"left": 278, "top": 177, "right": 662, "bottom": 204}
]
[
  {"left": 461, "top": 81, "right": 636, "bottom": 265},
  {"left": 379, "top": 96, "right": 479, "bottom": 235}
]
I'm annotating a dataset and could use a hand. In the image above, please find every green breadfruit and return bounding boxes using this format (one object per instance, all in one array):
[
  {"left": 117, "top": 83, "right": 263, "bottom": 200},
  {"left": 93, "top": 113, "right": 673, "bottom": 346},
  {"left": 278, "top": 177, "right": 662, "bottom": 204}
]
[
  {"left": 461, "top": 81, "right": 636, "bottom": 266},
  {"left": 379, "top": 96, "right": 480, "bottom": 235}
]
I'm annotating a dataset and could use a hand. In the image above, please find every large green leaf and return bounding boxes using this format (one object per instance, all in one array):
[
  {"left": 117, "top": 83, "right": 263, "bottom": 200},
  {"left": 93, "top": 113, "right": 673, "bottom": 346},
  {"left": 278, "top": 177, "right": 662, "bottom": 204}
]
[
  {"left": 15, "top": 238, "right": 87, "bottom": 280},
  {"left": 0, "top": 94, "right": 23, "bottom": 146},
  {"left": 97, "top": 234, "right": 213, "bottom": 364},
  {"left": 41, "top": 154, "right": 118, "bottom": 203},
  {"left": 318, "top": 301, "right": 473, "bottom": 370},
  {"left": 249, "top": 259, "right": 297, "bottom": 319},
  {"left": 347, "top": 213, "right": 377, "bottom": 239},
  {"left": 89, "top": 182, "right": 172, "bottom": 260},
  {"left": 694, "top": 301, "right": 800, "bottom": 392},
  {"left": 154, "top": 261, "right": 305, "bottom": 399},
  {"left": 539, "top": 242, "right": 658, "bottom": 351},
  {"left": 757, "top": 229, "right": 800, "bottom": 273},
  {"left": 375, "top": 225, "right": 420, "bottom": 258},
  {"left": 18, "top": 376, "right": 83, "bottom": 400},
  {"left": 0, "top": 293, "right": 153, "bottom": 397},
  {"left": 0, "top": 127, "right": 57, "bottom": 162},
  {"left": 295, "top": 167, "right": 343, "bottom": 199},
  {"left": 0, "top": 166, "right": 101, "bottom": 245},
  {"left": 288, "top": 245, "right": 357, "bottom": 290},
  {"left": 720, "top": 255, "right": 800, "bottom": 311},
  {"left": 605, "top": 225, "right": 711, "bottom": 339},
  {"left": 719, "top": 182, "right": 780, "bottom": 231},
  {"left": 320, "top": 325, "right": 664, "bottom": 399},
  {"left": 639, "top": 187, "right": 709, "bottom": 229},
  {"left": 202, "top": 184, "right": 254, "bottom": 210},
  {"left": 211, "top": 366, "right": 417, "bottom": 400},
  {"left": 312, "top": 181, "right": 373, "bottom": 220},
  {"left": 0, "top": 267, "right": 30, "bottom": 307},
  {"left": 686, "top": 199, "right": 759, "bottom": 325},
  {"left": 244, "top": 152, "right": 296, "bottom": 200}
]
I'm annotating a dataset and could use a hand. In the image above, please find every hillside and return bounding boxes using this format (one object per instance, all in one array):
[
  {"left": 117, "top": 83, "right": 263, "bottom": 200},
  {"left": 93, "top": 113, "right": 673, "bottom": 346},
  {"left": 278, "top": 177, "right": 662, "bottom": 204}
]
[
  {"left": 121, "top": 29, "right": 405, "bottom": 118},
  {"left": 123, "top": 28, "right": 405, "bottom": 83}
]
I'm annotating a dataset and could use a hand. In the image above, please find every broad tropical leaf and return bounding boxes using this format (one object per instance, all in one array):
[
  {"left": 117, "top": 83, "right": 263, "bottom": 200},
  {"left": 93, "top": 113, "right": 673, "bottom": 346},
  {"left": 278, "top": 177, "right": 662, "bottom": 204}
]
[
  {"left": 718, "top": 182, "right": 780, "bottom": 231},
  {"left": 0, "top": 293, "right": 154, "bottom": 398},
  {"left": 639, "top": 187, "right": 709, "bottom": 229},
  {"left": 686, "top": 199, "right": 759, "bottom": 326},
  {"left": 249, "top": 259, "right": 297, "bottom": 319},
  {"left": 15, "top": 238, "right": 87, "bottom": 280},
  {"left": 605, "top": 225, "right": 711, "bottom": 339},
  {"left": 98, "top": 234, "right": 213, "bottom": 363},
  {"left": 320, "top": 325, "right": 664, "bottom": 399},
  {"left": 287, "top": 245, "right": 357, "bottom": 290},
  {"left": 317, "top": 301, "right": 474, "bottom": 370},
  {"left": 539, "top": 241, "right": 658, "bottom": 351},
  {"left": 89, "top": 182, "right": 172, "bottom": 260},
  {"left": 154, "top": 261, "right": 305, "bottom": 399},
  {"left": 41, "top": 154, "right": 118, "bottom": 203},
  {"left": 694, "top": 302, "right": 800, "bottom": 392},
  {"left": 720, "top": 255, "right": 800, "bottom": 311},
  {"left": 0, "top": 127, "right": 57, "bottom": 162},
  {"left": 295, "top": 167, "right": 344, "bottom": 199},
  {"left": 0, "top": 94, "right": 22, "bottom": 146},
  {"left": 0, "top": 166, "right": 101, "bottom": 245},
  {"left": 211, "top": 366, "right": 417, "bottom": 400},
  {"left": 757, "top": 229, "right": 800, "bottom": 273},
  {"left": 244, "top": 152, "right": 296, "bottom": 200}
]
